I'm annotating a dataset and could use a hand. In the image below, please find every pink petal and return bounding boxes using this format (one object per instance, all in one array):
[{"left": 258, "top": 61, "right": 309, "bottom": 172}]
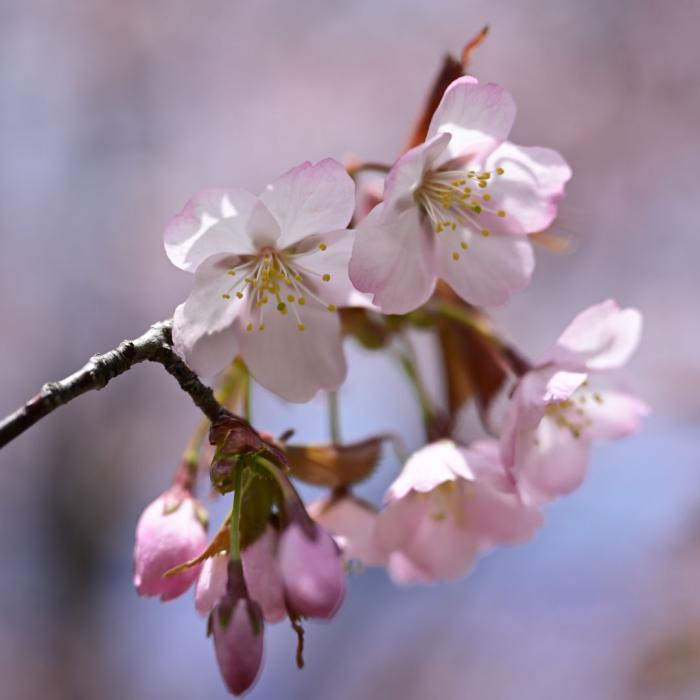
[
  {"left": 483, "top": 142, "right": 572, "bottom": 234},
  {"left": 164, "top": 188, "right": 259, "bottom": 272},
  {"left": 435, "top": 228, "right": 534, "bottom": 307},
  {"left": 582, "top": 389, "right": 649, "bottom": 440},
  {"left": 309, "top": 497, "right": 387, "bottom": 567},
  {"left": 386, "top": 439, "right": 472, "bottom": 501},
  {"left": 513, "top": 416, "right": 592, "bottom": 505},
  {"left": 349, "top": 204, "right": 437, "bottom": 314},
  {"left": 260, "top": 159, "right": 355, "bottom": 249},
  {"left": 541, "top": 300, "right": 643, "bottom": 371},
  {"left": 427, "top": 76, "right": 516, "bottom": 166},
  {"left": 195, "top": 553, "right": 228, "bottom": 617},
  {"left": 238, "top": 297, "right": 347, "bottom": 403},
  {"left": 241, "top": 527, "right": 287, "bottom": 624}
]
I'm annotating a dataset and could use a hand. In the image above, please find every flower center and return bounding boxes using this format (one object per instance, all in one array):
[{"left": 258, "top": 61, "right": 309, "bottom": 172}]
[
  {"left": 414, "top": 166, "right": 508, "bottom": 255},
  {"left": 219, "top": 245, "right": 336, "bottom": 333},
  {"left": 542, "top": 385, "right": 605, "bottom": 440}
]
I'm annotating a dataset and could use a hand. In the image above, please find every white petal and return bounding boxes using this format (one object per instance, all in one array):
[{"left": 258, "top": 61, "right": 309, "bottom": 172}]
[
  {"left": 427, "top": 76, "right": 516, "bottom": 166},
  {"left": 436, "top": 228, "right": 534, "bottom": 307},
  {"left": 483, "top": 142, "right": 572, "bottom": 234},
  {"left": 583, "top": 389, "right": 649, "bottom": 440},
  {"left": 261, "top": 159, "right": 355, "bottom": 248},
  {"left": 238, "top": 300, "right": 347, "bottom": 403},
  {"left": 164, "top": 188, "right": 259, "bottom": 271},
  {"left": 349, "top": 205, "right": 437, "bottom": 314}
]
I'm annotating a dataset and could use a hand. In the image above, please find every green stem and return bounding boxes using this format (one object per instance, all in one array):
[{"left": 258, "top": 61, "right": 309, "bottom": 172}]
[
  {"left": 242, "top": 365, "right": 252, "bottom": 422},
  {"left": 229, "top": 463, "right": 244, "bottom": 561},
  {"left": 328, "top": 391, "right": 341, "bottom": 444},
  {"left": 396, "top": 335, "right": 435, "bottom": 427}
]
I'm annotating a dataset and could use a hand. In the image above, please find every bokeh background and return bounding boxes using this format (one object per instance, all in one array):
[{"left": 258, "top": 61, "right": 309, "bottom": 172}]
[{"left": 2, "top": 1, "right": 700, "bottom": 698}]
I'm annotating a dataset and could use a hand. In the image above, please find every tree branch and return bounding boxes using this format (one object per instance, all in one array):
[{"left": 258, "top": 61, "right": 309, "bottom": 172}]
[{"left": 0, "top": 319, "right": 227, "bottom": 450}]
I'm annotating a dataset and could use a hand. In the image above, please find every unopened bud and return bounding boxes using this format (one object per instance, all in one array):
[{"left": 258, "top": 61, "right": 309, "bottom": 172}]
[
  {"left": 241, "top": 526, "right": 286, "bottom": 623},
  {"left": 133, "top": 486, "right": 208, "bottom": 601},
  {"left": 278, "top": 522, "right": 346, "bottom": 619}
]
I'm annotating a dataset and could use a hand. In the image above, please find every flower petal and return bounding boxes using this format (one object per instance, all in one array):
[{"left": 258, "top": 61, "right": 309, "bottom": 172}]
[
  {"left": 238, "top": 299, "right": 347, "bottom": 403},
  {"left": 164, "top": 188, "right": 260, "bottom": 271},
  {"left": 172, "top": 253, "right": 251, "bottom": 377},
  {"left": 427, "top": 76, "right": 516, "bottom": 165},
  {"left": 260, "top": 159, "right": 355, "bottom": 248},
  {"left": 286, "top": 229, "right": 356, "bottom": 307},
  {"left": 541, "top": 300, "right": 643, "bottom": 371},
  {"left": 482, "top": 142, "right": 572, "bottom": 234},
  {"left": 583, "top": 389, "right": 649, "bottom": 440},
  {"left": 349, "top": 204, "right": 437, "bottom": 314},
  {"left": 382, "top": 133, "right": 451, "bottom": 214},
  {"left": 436, "top": 228, "right": 534, "bottom": 307}
]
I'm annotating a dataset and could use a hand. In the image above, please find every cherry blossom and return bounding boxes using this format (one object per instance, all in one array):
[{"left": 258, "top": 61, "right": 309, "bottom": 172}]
[
  {"left": 501, "top": 300, "right": 649, "bottom": 505},
  {"left": 349, "top": 76, "right": 571, "bottom": 313},
  {"left": 375, "top": 439, "right": 542, "bottom": 584},
  {"left": 166, "top": 159, "right": 356, "bottom": 402}
]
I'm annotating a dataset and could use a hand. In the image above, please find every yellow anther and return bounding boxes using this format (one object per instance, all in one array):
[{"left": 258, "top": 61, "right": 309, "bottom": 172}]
[
  {"left": 246, "top": 322, "right": 253, "bottom": 332},
  {"left": 479, "top": 171, "right": 491, "bottom": 180},
  {"left": 222, "top": 293, "right": 231, "bottom": 300},
  {"left": 295, "top": 273, "right": 303, "bottom": 282},
  {"left": 327, "top": 304, "right": 337, "bottom": 312},
  {"left": 450, "top": 222, "right": 456, "bottom": 231},
  {"left": 452, "top": 252, "right": 460, "bottom": 261},
  {"left": 236, "top": 292, "right": 244, "bottom": 299},
  {"left": 319, "top": 242, "right": 327, "bottom": 251},
  {"left": 227, "top": 270, "right": 236, "bottom": 276},
  {"left": 497, "top": 209, "right": 506, "bottom": 218},
  {"left": 258, "top": 323, "right": 265, "bottom": 331},
  {"left": 481, "top": 228, "right": 490, "bottom": 237},
  {"left": 261, "top": 296, "right": 269, "bottom": 304},
  {"left": 482, "top": 193, "right": 491, "bottom": 201},
  {"left": 460, "top": 241, "right": 469, "bottom": 249},
  {"left": 287, "top": 294, "right": 295, "bottom": 302},
  {"left": 478, "top": 181, "right": 487, "bottom": 188},
  {"left": 496, "top": 167, "right": 505, "bottom": 175},
  {"left": 322, "top": 273, "right": 331, "bottom": 282},
  {"left": 298, "top": 297, "right": 306, "bottom": 306},
  {"left": 435, "top": 224, "right": 444, "bottom": 233},
  {"left": 594, "top": 392, "right": 604, "bottom": 403},
  {"left": 472, "top": 205, "right": 482, "bottom": 214},
  {"left": 297, "top": 323, "right": 305, "bottom": 332},
  {"left": 277, "top": 302, "right": 288, "bottom": 314}
]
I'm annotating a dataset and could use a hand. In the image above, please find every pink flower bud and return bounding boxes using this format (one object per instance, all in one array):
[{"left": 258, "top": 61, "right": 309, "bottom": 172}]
[
  {"left": 241, "top": 526, "right": 287, "bottom": 623},
  {"left": 133, "top": 488, "right": 208, "bottom": 601},
  {"left": 212, "top": 561, "right": 265, "bottom": 696},
  {"left": 278, "top": 522, "right": 346, "bottom": 619},
  {"left": 212, "top": 599, "right": 264, "bottom": 696},
  {"left": 195, "top": 552, "right": 228, "bottom": 617}
]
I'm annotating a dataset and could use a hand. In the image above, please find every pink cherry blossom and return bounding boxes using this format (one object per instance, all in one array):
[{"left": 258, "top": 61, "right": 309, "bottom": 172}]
[
  {"left": 277, "top": 522, "right": 346, "bottom": 619},
  {"left": 307, "top": 495, "right": 387, "bottom": 568},
  {"left": 166, "top": 159, "right": 357, "bottom": 402},
  {"left": 133, "top": 488, "right": 208, "bottom": 601},
  {"left": 376, "top": 440, "right": 542, "bottom": 585},
  {"left": 349, "top": 76, "right": 571, "bottom": 313},
  {"left": 241, "top": 526, "right": 287, "bottom": 623},
  {"left": 501, "top": 300, "right": 649, "bottom": 505},
  {"left": 212, "top": 597, "right": 264, "bottom": 696}
]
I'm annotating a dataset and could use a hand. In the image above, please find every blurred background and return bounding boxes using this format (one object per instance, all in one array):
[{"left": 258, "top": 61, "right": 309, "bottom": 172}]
[{"left": 1, "top": 1, "right": 699, "bottom": 698}]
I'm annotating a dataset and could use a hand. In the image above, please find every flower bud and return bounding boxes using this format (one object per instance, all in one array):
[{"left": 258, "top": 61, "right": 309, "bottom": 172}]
[
  {"left": 133, "top": 487, "right": 208, "bottom": 601},
  {"left": 212, "top": 561, "right": 265, "bottom": 696},
  {"left": 195, "top": 552, "right": 228, "bottom": 617},
  {"left": 241, "top": 526, "right": 286, "bottom": 623},
  {"left": 278, "top": 522, "right": 346, "bottom": 619}
]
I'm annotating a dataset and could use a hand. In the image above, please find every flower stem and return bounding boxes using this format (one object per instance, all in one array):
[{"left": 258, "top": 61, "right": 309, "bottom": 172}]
[
  {"left": 328, "top": 391, "right": 341, "bottom": 444},
  {"left": 229, "top": 463, "right": 245, "bottom": 562}
]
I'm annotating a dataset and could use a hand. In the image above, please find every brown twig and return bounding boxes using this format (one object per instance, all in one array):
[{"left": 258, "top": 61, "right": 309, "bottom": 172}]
[{"left": 0, "top": 319, "right": 226, "bottom": 450}]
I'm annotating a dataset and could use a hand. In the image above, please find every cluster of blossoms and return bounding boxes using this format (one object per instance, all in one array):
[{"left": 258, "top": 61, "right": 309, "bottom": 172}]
[{"left": 133, "top": 62, "right": 646, "bottom": 696}]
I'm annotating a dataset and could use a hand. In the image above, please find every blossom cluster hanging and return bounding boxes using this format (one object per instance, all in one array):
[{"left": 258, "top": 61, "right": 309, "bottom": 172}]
[{"left": 132, "top": 37, "right": 647, "bottom": 696}]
